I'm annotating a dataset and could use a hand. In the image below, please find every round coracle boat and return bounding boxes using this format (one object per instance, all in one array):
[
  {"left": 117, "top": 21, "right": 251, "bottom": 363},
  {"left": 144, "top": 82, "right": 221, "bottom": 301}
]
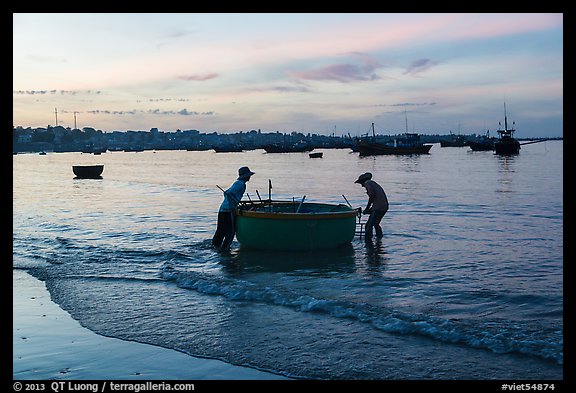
[
  {"left": 72, "top": 165, "right": 104, "bottom": 179},
  {"left": 235, "top": 201, "right": 359, "bottom": 251}
]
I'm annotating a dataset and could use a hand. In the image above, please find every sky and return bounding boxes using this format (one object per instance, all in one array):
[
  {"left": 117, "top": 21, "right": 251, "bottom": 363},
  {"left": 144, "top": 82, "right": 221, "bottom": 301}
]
[{"left": 13, "top": 13, "right": 563, "bottom": 138}]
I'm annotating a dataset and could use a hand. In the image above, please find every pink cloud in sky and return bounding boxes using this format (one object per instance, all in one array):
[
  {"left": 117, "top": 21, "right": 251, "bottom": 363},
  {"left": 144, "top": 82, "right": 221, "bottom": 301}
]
[
  {"left": 177, "top": 73, "right": 220, "bottom": 81},
  {"left": 23, "top": 14, "right": 559, "bottom": 92},
  {"left": 404, "top": 58, "right": 440, "bottom": 75},
  {"left": 290, "top": 63, "right": 381, "bottom": 83},
  {"left": 289, "top": 53, "right": 384, "bottom": 83},
  {"left": 286, "top": 13, "right": 562, "bottom": 60}
]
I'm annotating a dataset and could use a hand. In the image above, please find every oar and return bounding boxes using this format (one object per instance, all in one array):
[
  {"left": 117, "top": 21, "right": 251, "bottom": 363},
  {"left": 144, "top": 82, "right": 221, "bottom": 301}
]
[
  {"left": 268, "top": 180, "right": 273, "bottom": 212},
  {"left": 246, "top": 193, "right": 256, "bottom": 209},
  {"left": 216, "top": 185, "right": 244, "bottom": 206},
  {"left": 296, "top": 195, "right": 306, "bottom": 213},
  {"left": 343, "top": 194, "right": 364, "bottom": 237},
  {"left": 255, "top": 190, "right": 263, "bottom": 208},
  {"left": 342, "top": 194, "right": 353, "bottom": 208}
]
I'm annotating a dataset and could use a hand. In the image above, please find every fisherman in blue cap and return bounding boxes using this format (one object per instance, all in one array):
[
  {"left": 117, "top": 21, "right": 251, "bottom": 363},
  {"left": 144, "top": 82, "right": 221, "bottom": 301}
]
[{"left": 212, "top": 166, "right": 255, "bottom": 250}]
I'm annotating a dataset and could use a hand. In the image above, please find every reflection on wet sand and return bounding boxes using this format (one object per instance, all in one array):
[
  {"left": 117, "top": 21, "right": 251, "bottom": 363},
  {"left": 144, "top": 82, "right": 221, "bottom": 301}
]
[
  {"left": 359, "top": 238, "right": 389, "bottom": 274},
  {"left": 216, "top": 238, "right": 391, "bottom": 277},
  {"left": 219, "top": 243, "right": 357, "bottom": 274}
]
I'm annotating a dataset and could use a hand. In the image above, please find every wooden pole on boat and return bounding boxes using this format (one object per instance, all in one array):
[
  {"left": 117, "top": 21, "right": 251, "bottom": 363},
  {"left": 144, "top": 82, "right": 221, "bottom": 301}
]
[
  {"left": 342, "top": 194, "right": 352, "bottom": 208},
  {"left": 342, "top": 194, "right": 364, "bottom": 238},
  {"left": 256, "top": 190, "right": 263, "bottom": 204},
  {"left": 296, "top": 195, "right": 306, "bottom": 213},
  {"left": 268, "top": 179, "right": 273, "bottom": 212}
]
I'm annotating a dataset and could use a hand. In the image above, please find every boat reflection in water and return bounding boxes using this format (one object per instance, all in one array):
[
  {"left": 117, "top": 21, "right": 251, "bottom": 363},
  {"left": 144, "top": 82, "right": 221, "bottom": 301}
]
[{"left": 222, "top": 243, "right": 357, "bottom": 274}]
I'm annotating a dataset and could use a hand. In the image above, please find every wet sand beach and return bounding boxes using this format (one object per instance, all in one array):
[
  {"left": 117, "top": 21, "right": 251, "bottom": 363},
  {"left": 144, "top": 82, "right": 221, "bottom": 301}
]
[{"left": 13, "top": 269, "right": 288, "bottom": 380}]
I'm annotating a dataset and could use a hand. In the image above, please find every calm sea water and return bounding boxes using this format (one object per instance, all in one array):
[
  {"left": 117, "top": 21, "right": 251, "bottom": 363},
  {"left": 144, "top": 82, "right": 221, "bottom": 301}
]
[{"left": 13, "top": 141, "right": 563, "bottom": 380}]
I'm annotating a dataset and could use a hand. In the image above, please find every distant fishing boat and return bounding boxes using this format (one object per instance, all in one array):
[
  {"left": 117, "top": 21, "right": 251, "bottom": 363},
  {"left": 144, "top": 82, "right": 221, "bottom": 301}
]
[
  {"left": 213, "top": 144, "right": 243, "bottom": 153},
  {"left": 357, "top": 134, "right": 432, "bottom": 156},
  {"left": 494, "top": 102, "right": 520, "bottom": 155},
  {"left": 72, "top": 165, "right": 104, "bottom": 179},
  {"left": 469, "top": 131, "right": 496, "bottom": 151},
  {"left": 356, "top": 123, "right": 432, "bottom": 156},
  {"left": 263, "top": 141, "right": 313, "bottom": 153},
  {"left": 235, "top": 200, "right": 359, "bottom": 251},
  {"left": 440, "top": 134, "right": 469, "bottom": 147}
]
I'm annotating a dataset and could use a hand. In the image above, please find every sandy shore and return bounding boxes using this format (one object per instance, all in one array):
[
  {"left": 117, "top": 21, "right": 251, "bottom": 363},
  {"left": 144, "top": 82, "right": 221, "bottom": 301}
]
[{"left": 13, "top": 269, "right": 289, "bottom": 380}]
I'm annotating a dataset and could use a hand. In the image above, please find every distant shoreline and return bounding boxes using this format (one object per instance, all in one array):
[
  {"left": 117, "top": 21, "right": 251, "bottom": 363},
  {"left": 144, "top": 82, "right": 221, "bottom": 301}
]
[{"left": 12, "top": 125, "right": 563, "bottom": 154}]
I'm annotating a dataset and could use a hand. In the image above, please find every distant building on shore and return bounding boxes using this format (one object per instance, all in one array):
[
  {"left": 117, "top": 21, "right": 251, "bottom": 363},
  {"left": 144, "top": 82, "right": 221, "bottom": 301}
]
[{"left": 12, "top": 125, "right": 561, "bottom": 154}]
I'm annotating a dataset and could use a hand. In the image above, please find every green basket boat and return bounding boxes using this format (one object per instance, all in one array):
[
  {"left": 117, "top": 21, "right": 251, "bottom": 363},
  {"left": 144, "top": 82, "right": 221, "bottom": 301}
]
[{"left": 235, "top": 201, "right": 360, "bottom": 251}]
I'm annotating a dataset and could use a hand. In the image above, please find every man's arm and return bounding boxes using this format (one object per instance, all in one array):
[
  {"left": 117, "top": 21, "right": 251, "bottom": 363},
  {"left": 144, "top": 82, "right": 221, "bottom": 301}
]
[
  {"left": 364, "top": 195, "right": 374, "bottom": 214},
  {"left": 363, "top": 182, "right": 374, "bottom": 213}
]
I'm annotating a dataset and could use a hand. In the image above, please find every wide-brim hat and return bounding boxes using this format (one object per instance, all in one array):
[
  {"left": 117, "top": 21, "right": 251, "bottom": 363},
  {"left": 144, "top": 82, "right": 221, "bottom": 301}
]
[
  {"left": 238, "top": 166, "right": 255, "bottom": 180},
  {"left": 354, "top": 172, "right": 372, "bottom": 184}
]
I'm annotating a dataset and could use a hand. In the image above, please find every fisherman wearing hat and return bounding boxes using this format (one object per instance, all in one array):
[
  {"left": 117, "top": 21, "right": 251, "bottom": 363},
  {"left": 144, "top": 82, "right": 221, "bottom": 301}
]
[
  {"left": 212, "top": 166, "right": 255, "bottom": 250},
  {"left": 354, "top": 172, "right": 389, "bottom": 241}
]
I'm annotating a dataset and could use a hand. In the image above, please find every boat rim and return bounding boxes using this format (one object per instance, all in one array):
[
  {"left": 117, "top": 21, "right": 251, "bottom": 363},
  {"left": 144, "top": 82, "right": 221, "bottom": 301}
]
[{"left": 236, "top": 201, "right": 360, "bottom": 220}]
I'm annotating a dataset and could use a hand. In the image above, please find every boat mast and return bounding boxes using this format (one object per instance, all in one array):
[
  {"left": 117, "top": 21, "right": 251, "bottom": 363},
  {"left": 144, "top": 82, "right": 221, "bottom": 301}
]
[
  {"left": 404, "top": 109, "right": 408, "bottom": 133},
  {"left": 504, "top": 102, "right": 508, "bottom": 131},
  {"left": 371, "top": 122, "right": 375, "bottom": 137}
]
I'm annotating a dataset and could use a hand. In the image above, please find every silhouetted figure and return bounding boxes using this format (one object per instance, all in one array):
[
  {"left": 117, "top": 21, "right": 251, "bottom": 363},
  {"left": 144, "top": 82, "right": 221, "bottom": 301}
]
[
  {"left": 354, "top": 172, "right": 389, "bottom": 241},
  {"left": 212, "top": 166, "right": 255, "bottom": 250}
]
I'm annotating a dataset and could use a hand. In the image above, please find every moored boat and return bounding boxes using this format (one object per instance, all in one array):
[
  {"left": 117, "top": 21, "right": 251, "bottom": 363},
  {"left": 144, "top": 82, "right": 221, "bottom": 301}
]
[
  {"left": 356, "top": 122, "right": 432, "bottom": 156},
  {"left": 263, "top": 141, "right": 313, "bottom": 153},
  {"left": 469, "top": 140, "right": 495, "bottom": 151},
  {"left": 495, "top": 129, "right": 520, "bottom": 155},
  {"left": 357, "top": 136, "right": 432, "bottom": 156},
  {"left": 72, "top": 165, "right": 104, "bottom": 179},
  {"left": 213, "top": 145, "right": 243, "bottom": 153},
  {"left": 469, "top": 131, "right": 496, "bottom": 151},
  {"left": 235, "top": 201, "right": 359, "bottom": 251},
  {"left": 440, "top": 134, "right": 469, "bottom": 147},
  {"left": 494, "top": 102, "right": 520, "bottom": 155}
]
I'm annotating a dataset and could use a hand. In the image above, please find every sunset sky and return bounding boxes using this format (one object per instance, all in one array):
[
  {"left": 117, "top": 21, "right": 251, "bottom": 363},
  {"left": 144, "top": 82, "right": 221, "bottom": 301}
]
[{"left": 13, "top": 13, "right": 563, "bottom": 138}]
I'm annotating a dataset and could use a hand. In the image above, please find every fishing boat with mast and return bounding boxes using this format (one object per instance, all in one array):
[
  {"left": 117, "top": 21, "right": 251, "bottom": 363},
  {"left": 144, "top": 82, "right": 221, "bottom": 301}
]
[
  {"left": 440, "top": 132, "right": 469, "bottom": 147},
  {"left": 494, "top": 102, "right": 521, "bottom": 155},
  {"left": 469, "top": 130, "right": 496, "bottom": 151},
  {"left": 356, "top": 114, "right": 432, "bottom": 156}
]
